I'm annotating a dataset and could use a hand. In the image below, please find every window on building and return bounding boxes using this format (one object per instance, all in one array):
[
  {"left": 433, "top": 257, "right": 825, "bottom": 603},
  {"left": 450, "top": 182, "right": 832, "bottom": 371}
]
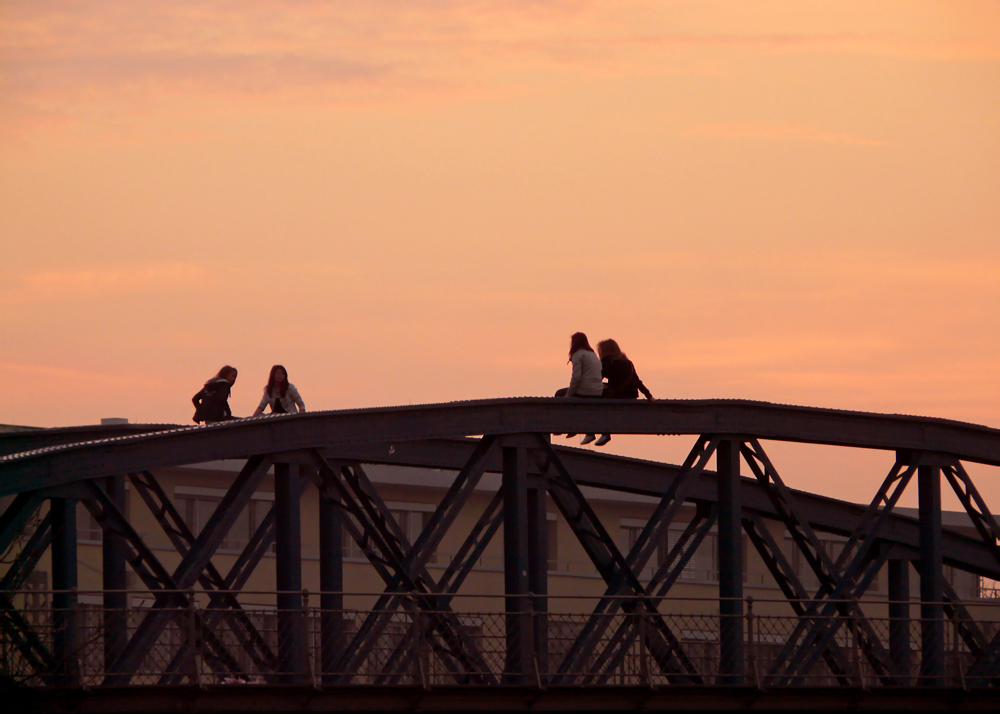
[
  {"left": 660, "top": 531, "right": 698, "bottom": 581},
  {"left": 788, "top": 536, "right": 878, "bottom": 591},
  {"left": 621, "top": 522, "right": 698, "bottom": 581},
  {"left": 174, "top": 492, "right": 273, "bottom": 553},
  {"left": 343, "top": 504, "right": 438, "bottom": 564}
]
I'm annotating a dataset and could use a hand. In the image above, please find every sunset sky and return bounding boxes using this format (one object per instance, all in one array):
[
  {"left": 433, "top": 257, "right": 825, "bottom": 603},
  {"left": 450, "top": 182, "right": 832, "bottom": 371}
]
[{"left": 2, "top": 2, "right": 999, "bottom": 507}]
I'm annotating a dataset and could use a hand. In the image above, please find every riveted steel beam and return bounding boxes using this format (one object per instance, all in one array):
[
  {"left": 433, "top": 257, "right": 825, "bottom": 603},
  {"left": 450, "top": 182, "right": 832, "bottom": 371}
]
[
  {"left": 742, "top": 441, "right": 893, "bottom": 685},
  {"left": 532, "top": 436, "right": 703, "bottom": 685},
  {"left": 307, "top": 453, "right": 495, "bottom": 685},
  {"left": 8, "top": 398, "right": 1000, "bottom": 498},
  {"left": 377, "top": 491, "right": 506, "bottom": 684},
  {"left": 586, "top": 503, "right": 718, "bottom": 685},
  {"left": 0, "top": 510, "right": 55, "bottom": 679},
  {"left": 742, "top": 513, "right": 853, "bottom": 685},
  {"left": 0, "top": 492, "right": 45, "bottom": 558},
  {"left": 547, "top": 436, "right": 717, "bottom": 683},
  {"left": 337, "top": 457, "right": 496, "bottom": 684},
  {"left": 92, "top": 457, "right": 271, "bottom": 683},
  {"left": 0, "top": 512, "right": 52, "bottom": 592},
  {"left": 125, "top": 471, "right": 278, "bottom": 682}
]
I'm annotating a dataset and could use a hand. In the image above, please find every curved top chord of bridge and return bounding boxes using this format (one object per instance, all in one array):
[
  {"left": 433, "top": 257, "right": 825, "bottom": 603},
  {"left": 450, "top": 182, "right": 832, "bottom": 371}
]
[{"left": 2, "top": 397, "right": 1000, "bottom": 709}]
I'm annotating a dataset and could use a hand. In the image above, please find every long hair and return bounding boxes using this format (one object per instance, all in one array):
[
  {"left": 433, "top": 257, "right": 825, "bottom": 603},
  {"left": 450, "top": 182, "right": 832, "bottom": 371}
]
[
  {"left": 213, "top": 365, "right": 237, "bottom": 381},
  {"left": 597, "top": 339, "right": 626, "bottom": 361},
  {"left": 266, "top": 364, "right": 289, "bottom": 398},
  {"left": 568, "top": 332, "right": 594, "bottom": 362}
]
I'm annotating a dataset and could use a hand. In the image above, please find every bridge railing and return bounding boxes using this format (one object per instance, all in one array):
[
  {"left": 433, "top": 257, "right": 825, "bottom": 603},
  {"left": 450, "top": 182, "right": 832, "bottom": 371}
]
[{"left": 3, "top": 590, "right": 997, "bottom": 689}]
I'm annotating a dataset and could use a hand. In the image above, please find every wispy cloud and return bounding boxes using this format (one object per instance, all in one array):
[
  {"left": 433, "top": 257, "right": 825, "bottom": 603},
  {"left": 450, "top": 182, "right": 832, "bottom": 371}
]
[
  {"left": 0, "top": 263, "right": 207, "bottom": 304},
  {"left": 680, "top": 121, "right": 888, "bottom": 146},
  {"left": 3, "top": 2, "right": 997, "bottom": 135}
]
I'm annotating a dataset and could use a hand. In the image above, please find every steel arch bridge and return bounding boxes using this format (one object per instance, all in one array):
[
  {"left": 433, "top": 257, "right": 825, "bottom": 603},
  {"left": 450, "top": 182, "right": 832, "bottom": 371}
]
[{"left": 2, "top": 397, "right": 1000, "bottom": 710}]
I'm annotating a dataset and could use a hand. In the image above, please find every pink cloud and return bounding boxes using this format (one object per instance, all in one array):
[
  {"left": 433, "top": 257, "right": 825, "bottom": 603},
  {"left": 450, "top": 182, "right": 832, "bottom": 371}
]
[
  {"left": 680, "top": 121, "right": 888, "bottom": 146},
  {"left": 3, "top": 2, "right": 998, "bottom": 136},
  {"left": 0, "top": 263, "right": 207, "bottom": 304}
]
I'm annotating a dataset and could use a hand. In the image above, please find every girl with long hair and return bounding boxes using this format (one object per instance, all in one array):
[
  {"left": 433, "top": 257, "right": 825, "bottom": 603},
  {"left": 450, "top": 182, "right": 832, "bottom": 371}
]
[
  {"left": 252, "top": 364, "right": 306, "bottom": 416},
  {"left": 593, "top": 339, "right": 654, "bottom": 446},
  {"left": 192, "top": 365, "right": 238, "bottom": 423},
  {"left": 555, "top": 332, "right": 604, "bottom": 444}
]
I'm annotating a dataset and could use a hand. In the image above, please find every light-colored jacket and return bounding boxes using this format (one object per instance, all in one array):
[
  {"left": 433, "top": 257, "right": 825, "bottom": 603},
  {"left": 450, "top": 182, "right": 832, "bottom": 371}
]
[
  {"left": 257, "top": 383, "right": 306, "bottom": 415},
  {"left": 567, "top": 350, "right": 604, "bottom": 397}
]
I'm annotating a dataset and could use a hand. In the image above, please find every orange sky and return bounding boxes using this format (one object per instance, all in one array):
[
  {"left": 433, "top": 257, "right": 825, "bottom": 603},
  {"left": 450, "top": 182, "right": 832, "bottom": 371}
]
[{"left": 2, "top": 1, "right": 1000, "bottom": 508}]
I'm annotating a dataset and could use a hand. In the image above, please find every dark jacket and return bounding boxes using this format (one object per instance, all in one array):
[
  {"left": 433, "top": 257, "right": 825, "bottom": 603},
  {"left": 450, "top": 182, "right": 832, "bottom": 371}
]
[
  {"left": 192, "top": 378, "right": 233, "bottom": 423},
  {"left": 601, "top": 356, "right": 652, "bottom": 400}
]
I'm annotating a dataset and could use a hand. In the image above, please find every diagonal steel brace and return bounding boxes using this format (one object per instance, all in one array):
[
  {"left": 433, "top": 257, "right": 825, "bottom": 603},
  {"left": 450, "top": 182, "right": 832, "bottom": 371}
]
[
  {"left": 548, "top": 437, "right": 717, "bottom": 683},
  {"left": 533, "top": 435, "right": 703, "bottom": 684},
  {"left": 307, "top": 453, "right": 495, "bottom": 684},
  {"left": 126, "top": 471, "right": 278, "bottom": 681}
]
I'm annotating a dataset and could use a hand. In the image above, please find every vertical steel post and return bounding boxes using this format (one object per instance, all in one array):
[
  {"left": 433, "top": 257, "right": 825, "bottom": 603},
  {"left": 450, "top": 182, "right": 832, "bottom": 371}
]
[
  {"left": 888, "top": 558, "right": 911, "bottom": 685},
  {"left": 502, "top": 442, "right": 530, "bottom": 683},
  {"left": 51, "top": 497, "right": 78, "bottom": 684},
  {"left": 527, "top": 484, "right": 548, "bottom": 680},
  {"left": 102, "top": 475, "right": 128, "bottom": 674},
  {"left": 318, "top": 484, "right": 343, "bottom": 683},
  {"left": 716, "top": 440, "right": 744, "bottom": 684},
  {"left": 746, "top": 596, "right": 756, "bottom": 687},
  {"left": 275, "top": 462, "right": 304, "bottom": 683},
  {"left": 918, "top": 465, "right": 944, "bottom": 685}
]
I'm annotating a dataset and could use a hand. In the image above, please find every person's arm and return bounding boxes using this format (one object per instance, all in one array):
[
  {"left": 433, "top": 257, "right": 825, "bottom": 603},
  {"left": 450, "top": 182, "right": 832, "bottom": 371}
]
[
  {"left": 289, "top": 384, "right": 306, "bottom": 413},
  {"left": 632, "top": 366, "right": 654, "bottom": 400},
  {"left": 566, "top": 353, "right": 583, "bottom": 397},
  {"left": 252, "top": 388, "right": 269, "bottom": 417},
  {"left": 222, "top": 384, "right": 233, "bottom": 418}
]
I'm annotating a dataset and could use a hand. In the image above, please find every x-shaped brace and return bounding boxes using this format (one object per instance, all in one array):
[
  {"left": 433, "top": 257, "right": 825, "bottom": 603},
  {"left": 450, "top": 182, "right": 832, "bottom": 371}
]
[
  {"left": 308, "top": 444, "right": 497, "bottom": 684},
  {"left": 532, "top": 434, "right": 704, "bottom": 684}
]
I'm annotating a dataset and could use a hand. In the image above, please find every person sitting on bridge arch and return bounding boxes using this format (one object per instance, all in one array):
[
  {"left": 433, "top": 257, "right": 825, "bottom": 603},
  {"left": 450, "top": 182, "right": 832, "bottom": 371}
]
[
  {"left": 252, "top": 364, "right": 306, "bottom": 416},
  {"left": 555, "top": 332, "right": 603, "bottom": 445},
  {"left": 192, "top": 365, "right": 238, "bottom": 424},
  {"left": 592, "top": 339, "right": 654, "bottom": 447}
]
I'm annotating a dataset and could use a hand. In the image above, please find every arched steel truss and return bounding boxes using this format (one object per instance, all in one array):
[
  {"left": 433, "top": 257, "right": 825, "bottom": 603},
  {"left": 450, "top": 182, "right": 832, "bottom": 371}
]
[{"left": 2, "top": 397, "right": 1000, "bottom": 692}]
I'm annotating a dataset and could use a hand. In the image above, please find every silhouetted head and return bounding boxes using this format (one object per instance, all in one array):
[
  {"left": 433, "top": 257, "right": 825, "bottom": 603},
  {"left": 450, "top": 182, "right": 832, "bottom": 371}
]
[
  {"left": 267, "top": 365, "right": 289, "bottom": 397},
  {"left": 597, "top": 339, "right": 626, "bottom": 361},
  {"left": 215, "top": 365, "right": 238, "bottom": 384},
  {"left": 568, "top": 332, "right": 594, "bottom": 362}
]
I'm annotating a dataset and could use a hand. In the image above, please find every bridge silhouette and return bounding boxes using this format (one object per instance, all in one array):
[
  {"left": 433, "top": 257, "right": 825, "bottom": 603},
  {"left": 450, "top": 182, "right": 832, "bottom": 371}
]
[{"left": 2, "top": 398, "right": 1000, "bottom": 711}]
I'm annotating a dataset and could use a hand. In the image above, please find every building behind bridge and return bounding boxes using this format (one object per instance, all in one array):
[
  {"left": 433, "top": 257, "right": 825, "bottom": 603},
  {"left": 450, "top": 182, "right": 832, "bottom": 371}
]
[{"left": 3, "top": 456, "right": 983, "bottom": 614}]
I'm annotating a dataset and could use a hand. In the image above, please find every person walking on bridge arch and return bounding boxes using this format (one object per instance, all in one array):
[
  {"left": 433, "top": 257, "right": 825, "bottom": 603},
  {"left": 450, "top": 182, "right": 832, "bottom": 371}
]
[
  {"left": 555, "top": 332, "right": 604, "bottom": 445},
  {"left": 192, "top": 365, "right": 238, "bottom": 423},
  {"left": 252, "top": 364, "right": 306, "bottom": 416}
]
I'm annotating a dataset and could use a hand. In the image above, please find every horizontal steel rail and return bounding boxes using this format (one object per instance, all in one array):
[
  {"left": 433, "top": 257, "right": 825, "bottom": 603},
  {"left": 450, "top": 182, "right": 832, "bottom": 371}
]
[
  {"left": 0, "top": 424, "right": 177, "bottom": 458},
  {"left": 3, "top": 398, "right": 1000, "bottom": 496}
]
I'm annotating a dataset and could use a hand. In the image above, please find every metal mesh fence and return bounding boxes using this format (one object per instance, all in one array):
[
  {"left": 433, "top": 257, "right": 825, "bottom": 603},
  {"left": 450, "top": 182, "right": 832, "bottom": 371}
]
[{"left": 2, "top": 591, "right": 998, "bottom": 688}]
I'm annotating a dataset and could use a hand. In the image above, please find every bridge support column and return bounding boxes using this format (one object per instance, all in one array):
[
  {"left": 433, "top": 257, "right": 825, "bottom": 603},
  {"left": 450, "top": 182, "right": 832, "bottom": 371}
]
[
  {"left": 51, "top": 497, "right": 78, "bottom": 684},
  {"left": 502, "top": 439, "right": 531, "bottom": 683},
  {"left": 888, "top": 558, "right": 911, "bottom": 684},
  {"left": 102, "top": 475, "right": 128, "bottom": 674},
  {"left": 918, "top": 465, "right": 944, "bottom": 685},
  {"left": 717, "top": 439, "right": 744, "bottom": 684},
  {"left": 275, "top": 462, "right": 304, "bottom": 683},
  {"left": 527, "top": 478, "right": 548, "bottom": 680},
  {"left": 318, "top": 480, "right": 343, "bottom": 684}
]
